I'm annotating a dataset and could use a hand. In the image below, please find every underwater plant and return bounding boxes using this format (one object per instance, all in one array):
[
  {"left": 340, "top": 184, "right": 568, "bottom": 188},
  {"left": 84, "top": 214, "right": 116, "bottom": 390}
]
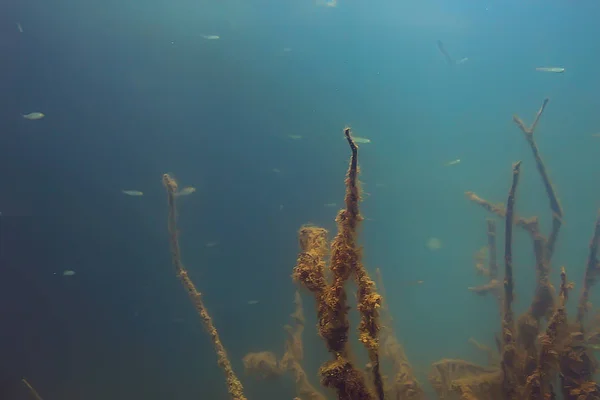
[
  {"left": 162, "top": 173, "right": 247, "bottom": 400},
  {"left": 161, "top": 100, "right": 600, "bottom": 399}
]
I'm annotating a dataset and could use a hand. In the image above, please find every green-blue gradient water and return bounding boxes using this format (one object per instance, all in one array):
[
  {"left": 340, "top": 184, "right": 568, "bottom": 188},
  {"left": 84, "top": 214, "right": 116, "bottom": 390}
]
[{"left": 1, "top": 0, "right": 600, "bottom": 398}]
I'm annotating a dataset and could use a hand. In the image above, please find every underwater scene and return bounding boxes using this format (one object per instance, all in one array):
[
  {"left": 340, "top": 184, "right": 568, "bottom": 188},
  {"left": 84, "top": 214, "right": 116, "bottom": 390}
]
[{"left": 2, "top": 0, "right": 600, "bottom": 399}]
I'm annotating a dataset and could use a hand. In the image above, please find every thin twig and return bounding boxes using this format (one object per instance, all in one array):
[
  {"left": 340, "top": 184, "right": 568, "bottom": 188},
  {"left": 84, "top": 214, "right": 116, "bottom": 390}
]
[
  {"left": 513, "top": 98, "right": 562, "bottom": 260},
  {"left": 501, "top": 161, "right": 522, "bottom": 400}
]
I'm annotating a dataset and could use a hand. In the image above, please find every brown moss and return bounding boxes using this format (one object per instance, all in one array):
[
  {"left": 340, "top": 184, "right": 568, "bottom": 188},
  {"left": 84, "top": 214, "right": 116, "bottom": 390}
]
[{"left": 162, "top": 173, "right": 247, "bottom": 400}]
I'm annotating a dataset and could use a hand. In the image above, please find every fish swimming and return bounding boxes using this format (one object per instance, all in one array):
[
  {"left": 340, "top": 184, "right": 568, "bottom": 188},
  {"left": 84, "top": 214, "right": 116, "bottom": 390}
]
[
  {"left": 22, "top": 112, "right": 44, "bottom": 120},
  {"left": 122, "top": 190, "right": 143, "bottom": 196},
  {"left": 174, "top": 186, "right": 196, "bottom": 197},
  {"left": 535, "top": 67, "right": 565, "bottom": 73},
  {"left": 353, "top": 136, "right": 371, "bottom": 144}
]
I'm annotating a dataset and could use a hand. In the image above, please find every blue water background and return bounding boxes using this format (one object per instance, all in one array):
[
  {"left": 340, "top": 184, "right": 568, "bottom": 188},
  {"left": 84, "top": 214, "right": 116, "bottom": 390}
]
[{"left": 1, "top": 0, "right": 600, "bottom": 398}]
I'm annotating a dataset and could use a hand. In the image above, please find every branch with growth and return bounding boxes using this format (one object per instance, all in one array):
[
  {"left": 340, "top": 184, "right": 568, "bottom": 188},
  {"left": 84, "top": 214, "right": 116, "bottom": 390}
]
[
  {"left": 292, "top": 128, "right": 382, "bottom": 400},
  {"left": 512, "top": 98, "right": 563, "bottom": 259},
  {"left": 376, "top": 268, "right": 426, "bottom": 399},
  {"left": 500, "top": 161, "right": 522, "bottom": 400},
  {"left": 242, "top": 292, "right": 326, "bottom": 400},
  {"left": 162, "top": 174, "right": 247, "bottom": 400},
  {"left": 145, "top": 100, "right": 600, "bottom": 400}
]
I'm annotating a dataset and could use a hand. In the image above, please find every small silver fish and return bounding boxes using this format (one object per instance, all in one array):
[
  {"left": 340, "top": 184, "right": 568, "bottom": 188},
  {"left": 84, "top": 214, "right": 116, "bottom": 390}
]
[
  {"left": 174, "top": 186, "right": 196, "bottom": 197},
  {"left": 17, "top": 22, "right": 23, "bottom": 33},
  {"left": 535, "top": 67, "right": 565, "bottom": 73},
  {"left": 353, "top": 136, "right": 371, "bottom": 144},
  {"left": 63, "top": 270, "right": 75, "bottom": 276},
  {"left": 201, "top": 35, "right": 220, "bottom": 40},
  {"left": 319, "top": 0, "right": 337, "bottom": 7},
  {"left": 445, "top": 159, "right": 461, "bottom": 166},
  {"left": 122, "top": 190, "right": 143, "bottom": 196},
  {"left": 22, "top": 112, "right": 45, "bottom": 120}
]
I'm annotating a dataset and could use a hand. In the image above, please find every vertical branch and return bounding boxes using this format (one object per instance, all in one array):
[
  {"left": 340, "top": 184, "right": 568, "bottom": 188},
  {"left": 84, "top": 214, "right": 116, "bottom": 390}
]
[
  {"left": 560, "top": 221, "right": 600, "bottom": 399},
  {"left": 343, "top": 127, "right": 385, "bottom": 400},
  {"left": 162, "top": 174, "right": 247, "bottom": 400},
  {"left": 526, "top": 267, "right": 570, "bottom": 400},
  {"left": 513, "top": 98, "right": 562, "bottom": 260},
  {"left": 503, "top": 161, "right": 521, "bottom": 318},
  {"left": 576, "top": 211, "right": 600, "bottom": 333},
  {"left": 501, "top": 161, "right": 522, "bottom": 400},
  {"left": 293, "top": 127, "right": 375, "bottom": 400},
  {"left": 526, "top": 224, "right": 555, "bottom": 322}
]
